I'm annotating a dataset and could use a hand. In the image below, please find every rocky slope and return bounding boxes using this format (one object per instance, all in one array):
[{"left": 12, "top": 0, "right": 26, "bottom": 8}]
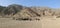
[{"left": 0, "top": 4, "right": 60, "bottom": 20}]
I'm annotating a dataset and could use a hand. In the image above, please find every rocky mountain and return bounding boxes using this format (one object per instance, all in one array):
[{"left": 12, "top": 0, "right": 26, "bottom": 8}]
[{"left": 0, "top": 4, "right": 60, "bottom": 18}]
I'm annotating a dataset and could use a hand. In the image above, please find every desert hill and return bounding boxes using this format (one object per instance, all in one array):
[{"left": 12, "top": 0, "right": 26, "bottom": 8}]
[
  {"left": 0, "top": 4, "right": 60, "bottom": 20},
  {"left": 0, "top": 4, "right": 54, "bottom": 16}
]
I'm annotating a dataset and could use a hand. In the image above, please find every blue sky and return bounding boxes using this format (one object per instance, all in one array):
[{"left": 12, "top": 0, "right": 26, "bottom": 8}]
[{"left": 0, "top": 0, "right": 60, "bottom": 8}]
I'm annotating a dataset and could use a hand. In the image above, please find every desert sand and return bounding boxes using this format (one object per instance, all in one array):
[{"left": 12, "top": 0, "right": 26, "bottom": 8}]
[
  {"left": 0, "top": 17, "right": 41, "bottom": 28},
  {"left": 0, "top": 16, "right": 60, "bottom": 28}
]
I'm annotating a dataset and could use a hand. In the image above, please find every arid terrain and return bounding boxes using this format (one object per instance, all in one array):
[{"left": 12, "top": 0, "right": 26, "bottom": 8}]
[
  {"left": 1, "top": 16, "right": 60, "bottom": 28},
  {"left": 0, "top": 4, "right": 60, "bottom": 28},
  {"left": 0, "top": 17, "right": 41, "bottom": 28}
]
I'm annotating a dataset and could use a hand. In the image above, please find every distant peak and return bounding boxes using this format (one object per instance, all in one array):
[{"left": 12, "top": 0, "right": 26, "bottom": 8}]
[{"left": 8, "top": 4, "right": 22, "bottom": 6}]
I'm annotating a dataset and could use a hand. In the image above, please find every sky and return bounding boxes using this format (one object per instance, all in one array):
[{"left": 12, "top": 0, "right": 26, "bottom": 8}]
[{"left": 0, "top": 0, "right": 60, "bottom": 8}]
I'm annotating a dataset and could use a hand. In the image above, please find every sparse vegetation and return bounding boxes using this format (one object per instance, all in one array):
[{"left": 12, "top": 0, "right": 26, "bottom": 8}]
[{"left": 56, "top": 16, "right": 60, "bottom": 18}]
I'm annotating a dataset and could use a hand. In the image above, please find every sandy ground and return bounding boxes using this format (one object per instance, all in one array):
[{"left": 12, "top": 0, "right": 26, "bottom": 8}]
[
  {"left": 0, "top": 17, "right": 60, "bottom": 28},
  {"left": 0, "top": 18, "right": 41, "bottom": 28},
  {"left": 41, "top": 18, "right": 60, "bottom": 28}
]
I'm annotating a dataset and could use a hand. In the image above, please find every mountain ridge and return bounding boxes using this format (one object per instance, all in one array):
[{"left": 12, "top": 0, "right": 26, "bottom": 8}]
[{"left": 0, "top": 4, "right": 60, "bottom": 18}]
